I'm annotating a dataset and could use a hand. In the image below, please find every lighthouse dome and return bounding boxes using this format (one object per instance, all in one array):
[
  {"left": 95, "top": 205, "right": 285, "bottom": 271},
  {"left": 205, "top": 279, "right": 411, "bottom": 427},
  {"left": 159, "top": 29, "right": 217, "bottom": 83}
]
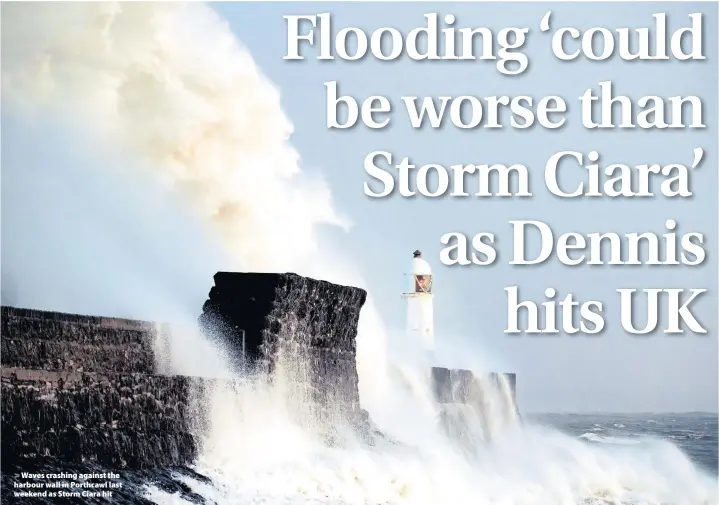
[
  {"left": 406, "top": 250, "right": 433, "bottom": 294},
  {"left": 409, "top": 256, "right": 432, "bottom": 276}
]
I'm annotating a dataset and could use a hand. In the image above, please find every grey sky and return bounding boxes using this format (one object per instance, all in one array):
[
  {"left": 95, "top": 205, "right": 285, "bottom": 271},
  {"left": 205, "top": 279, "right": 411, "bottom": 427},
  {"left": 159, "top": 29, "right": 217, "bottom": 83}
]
[{"left": 2, "top": 2, "right": 717, "bottom": 413}]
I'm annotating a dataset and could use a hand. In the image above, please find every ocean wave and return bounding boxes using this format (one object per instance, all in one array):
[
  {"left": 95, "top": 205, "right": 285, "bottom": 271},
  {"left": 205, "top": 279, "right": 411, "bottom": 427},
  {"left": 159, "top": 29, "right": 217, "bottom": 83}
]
[{"left": 579, "top": 432, "right": 642, "bottom": 445}]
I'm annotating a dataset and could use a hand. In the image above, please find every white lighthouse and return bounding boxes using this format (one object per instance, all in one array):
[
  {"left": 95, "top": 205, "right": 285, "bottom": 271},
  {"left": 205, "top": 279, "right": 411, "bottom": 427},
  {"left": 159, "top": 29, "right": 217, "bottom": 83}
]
[{"left": 402, "top": 250, "right": 435, "bottom": 357}]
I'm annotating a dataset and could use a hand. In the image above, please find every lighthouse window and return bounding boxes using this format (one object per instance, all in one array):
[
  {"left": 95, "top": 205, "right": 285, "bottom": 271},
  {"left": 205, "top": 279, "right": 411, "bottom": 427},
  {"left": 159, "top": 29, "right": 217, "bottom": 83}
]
[{"left": 415, "top": 275, "right": 432, "bottom": 293}]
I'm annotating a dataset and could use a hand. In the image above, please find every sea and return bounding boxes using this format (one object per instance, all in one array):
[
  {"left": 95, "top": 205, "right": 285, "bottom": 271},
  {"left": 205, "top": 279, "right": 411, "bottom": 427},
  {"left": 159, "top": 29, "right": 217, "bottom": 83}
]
[
  {"left": 531, "top": 412, "right": 718, "bottom": 476},
  {"left": 5, "top": 407, "right": 717, "bottom": 505},
  {"left": 138, "top": 369, "right": 719, "bottom": 505}
]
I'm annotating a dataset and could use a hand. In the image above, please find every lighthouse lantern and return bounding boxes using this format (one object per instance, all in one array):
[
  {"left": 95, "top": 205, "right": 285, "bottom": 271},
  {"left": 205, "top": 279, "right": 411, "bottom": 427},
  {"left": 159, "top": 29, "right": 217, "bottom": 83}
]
[
  {"left": 414, "top": 274, "right": 432, "bottom": 294},
  {"left": 405, "top": 250, "right": 433, "bottom": 296},
  {"left": 402, "top": 250, "right": 435, "bottom": 355}
]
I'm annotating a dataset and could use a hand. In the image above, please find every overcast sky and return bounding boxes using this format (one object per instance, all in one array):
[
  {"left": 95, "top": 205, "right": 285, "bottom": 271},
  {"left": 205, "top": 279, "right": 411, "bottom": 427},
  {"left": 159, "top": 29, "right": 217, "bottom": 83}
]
[{"left": 2, "top": 2, "right": 716, "bottom": 413}]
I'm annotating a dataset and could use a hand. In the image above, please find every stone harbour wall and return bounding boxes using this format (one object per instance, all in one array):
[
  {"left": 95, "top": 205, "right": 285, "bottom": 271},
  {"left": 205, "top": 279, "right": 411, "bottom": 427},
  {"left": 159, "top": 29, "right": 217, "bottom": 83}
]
[
  {"left": 431, "top": 367, "right": 517, "bottom": 405},
  {"left": 1, "top": 307, "right": 156, "bottom": 374},
  {"left": 0, "top": 307, "right": 196, "bottom": 470},
  {"left": 431, "top": 367, "right": 520, "bottom": 446},
  {"left": 1, "top": 272, "right": 369, "bottom": 473},
  {"left": 1, "top": 368, "right": 199, "bottom": 469}
]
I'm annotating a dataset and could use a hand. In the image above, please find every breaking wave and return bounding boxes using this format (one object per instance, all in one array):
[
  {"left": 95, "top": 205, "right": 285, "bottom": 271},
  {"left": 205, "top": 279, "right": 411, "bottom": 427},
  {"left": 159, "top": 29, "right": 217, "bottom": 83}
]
[
  {"left": 2, "top": 3, "right": 716, "bottom": 504},
  {"left": 579, "top": 433, "right": 642, "bottom": 445}
]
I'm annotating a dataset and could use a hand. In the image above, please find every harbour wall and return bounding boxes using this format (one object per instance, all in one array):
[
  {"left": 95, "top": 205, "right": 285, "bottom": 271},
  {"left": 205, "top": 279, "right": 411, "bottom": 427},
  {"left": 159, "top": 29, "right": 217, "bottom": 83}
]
[{"left": 1, "top": 272, "right": 368, "bottom": 471}]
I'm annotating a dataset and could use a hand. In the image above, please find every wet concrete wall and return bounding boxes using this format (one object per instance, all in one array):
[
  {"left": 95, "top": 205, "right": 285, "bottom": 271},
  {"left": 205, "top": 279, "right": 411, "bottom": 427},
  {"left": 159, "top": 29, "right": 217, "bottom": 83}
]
[{"left": 199, "top": 272, "right": 367, "bottom": 415}]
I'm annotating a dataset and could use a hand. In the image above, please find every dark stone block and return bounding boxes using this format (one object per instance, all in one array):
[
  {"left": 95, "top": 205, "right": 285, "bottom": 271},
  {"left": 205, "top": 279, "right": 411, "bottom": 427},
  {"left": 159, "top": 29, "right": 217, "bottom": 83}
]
[
  {"left": 200, "top": 272, "right": 366, "bottom": 358},
  {"left": 199, "top": 272, "right": 367, "bottom": 416}
]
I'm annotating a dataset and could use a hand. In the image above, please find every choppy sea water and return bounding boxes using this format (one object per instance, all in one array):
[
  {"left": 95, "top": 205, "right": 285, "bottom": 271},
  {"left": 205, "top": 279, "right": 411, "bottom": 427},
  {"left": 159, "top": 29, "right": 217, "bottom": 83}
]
[
  {"left": 139, "top": 409, "right": 718, "bottom": 505},
  {"left": 530, "top": 412, "right": 719, "bottom": 475},
  {"left": 4, "top": 387, "right": 717, "bottom": 505}
]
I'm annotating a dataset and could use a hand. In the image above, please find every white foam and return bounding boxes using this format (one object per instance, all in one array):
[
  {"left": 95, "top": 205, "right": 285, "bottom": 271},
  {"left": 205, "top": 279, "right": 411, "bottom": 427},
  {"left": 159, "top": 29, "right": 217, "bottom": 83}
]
[{"left": 579, "top": 432, "right": 642, "bottom": 445}]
